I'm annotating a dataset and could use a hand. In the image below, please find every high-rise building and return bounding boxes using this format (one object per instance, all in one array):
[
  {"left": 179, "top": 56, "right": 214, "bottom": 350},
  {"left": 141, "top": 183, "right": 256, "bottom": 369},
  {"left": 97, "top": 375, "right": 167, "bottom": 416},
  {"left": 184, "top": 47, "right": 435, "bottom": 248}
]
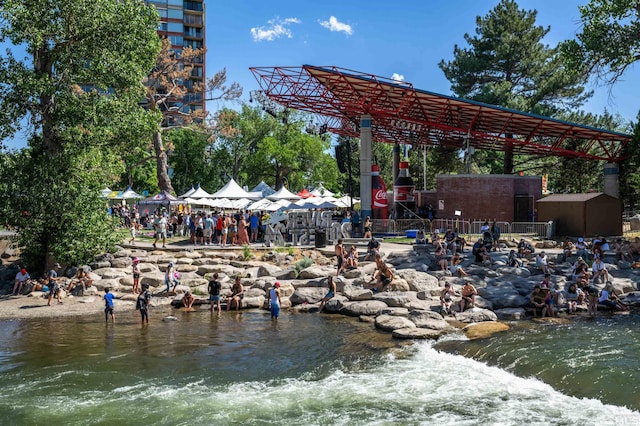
[{"left": 146, "top": 0, "right": 206, "bottom": 117}]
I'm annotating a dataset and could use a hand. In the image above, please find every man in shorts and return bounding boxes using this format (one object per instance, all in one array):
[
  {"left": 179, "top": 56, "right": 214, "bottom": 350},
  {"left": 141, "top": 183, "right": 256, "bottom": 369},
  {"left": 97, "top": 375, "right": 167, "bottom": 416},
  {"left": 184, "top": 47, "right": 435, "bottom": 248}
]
[{"left": 335, "top": 238, "right": 346, "bottom": 275}]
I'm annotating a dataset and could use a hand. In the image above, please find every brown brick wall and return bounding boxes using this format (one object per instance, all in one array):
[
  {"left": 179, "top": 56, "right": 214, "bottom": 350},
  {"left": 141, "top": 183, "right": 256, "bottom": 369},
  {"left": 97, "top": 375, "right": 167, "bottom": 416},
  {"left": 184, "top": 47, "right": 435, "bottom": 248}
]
[{"left": 434, "top": 175, "right": 541, "bottom": 222}]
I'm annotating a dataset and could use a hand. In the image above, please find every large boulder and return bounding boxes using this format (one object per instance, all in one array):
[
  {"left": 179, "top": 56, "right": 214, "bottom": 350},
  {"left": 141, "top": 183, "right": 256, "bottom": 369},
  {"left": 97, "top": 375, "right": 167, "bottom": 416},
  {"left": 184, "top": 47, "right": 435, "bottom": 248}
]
[
  {"left": 92, "top": 268, "right": 127, "bottom": 280},
  {"left": 289, "top": 287, "right": 326, "bottom": 305},
  {"left": 340, "top": 300, "right": 389, "bottom": 317},
  {"left": 298, "top": 266, "right": 334, "bottom": 279},
  {"left": 463, "top": 322, "right": 510, "bottom": 339},
  {"left": 372, "top": 291, "right": 418, "bottom": 307},
  {"left": 110, "top": 257, "right": 132, "bottom": 269},
  {"left": 494, "top": 308, "right": 526, "bottom": 321},
  {"left": 257, "top": 263, "right": 283, "bottom": 277},
  {"left": 395, "top": 270, "right": 440, "bottom": 292},
  {"left": 196, "top": 264, "right": 244, "bottom": 277},
  {"left": 374, "top": 314, "right": 416, "bottom": 332},
  {"left": 242, "top": 296, "right": 265, "bottom": 309},
  {"left": 408, "top": 310, "right": 452, "bottom": 330},
  {"left": 342, "top": 285, "right": 373, "bottom": 301},
  {"left": 392, "top": 328, "right": 446, "bottom": 339},
  {"left": 387, "top": 278, "right": 411, "bottom": 292},
  {"left": 455, "top": 308, "right": 498, "bottom": 323},
  {"left": 322, "top": 295, "right": 349, "bottom": 313}
]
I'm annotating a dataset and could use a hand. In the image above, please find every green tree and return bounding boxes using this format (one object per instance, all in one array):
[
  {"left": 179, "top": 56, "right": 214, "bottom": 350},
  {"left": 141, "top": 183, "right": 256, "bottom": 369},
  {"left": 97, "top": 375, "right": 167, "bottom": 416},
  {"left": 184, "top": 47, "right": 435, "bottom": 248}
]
[
  {"left": 561, "top": 0, "right": 640, "bottom": 84},
  {"left": 0, "top": 0, "right": 161, "bottom": 268},
  {"left": 439, "top": 0, "right": 590, "bottom": 174}
]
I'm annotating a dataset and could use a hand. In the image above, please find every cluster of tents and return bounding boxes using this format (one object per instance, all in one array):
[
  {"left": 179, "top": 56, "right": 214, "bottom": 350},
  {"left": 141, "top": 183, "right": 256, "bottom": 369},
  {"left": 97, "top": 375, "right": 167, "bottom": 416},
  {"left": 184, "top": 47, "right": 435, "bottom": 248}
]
[{"left": 102, "top": 179, "right": 359, "bottom": 214}]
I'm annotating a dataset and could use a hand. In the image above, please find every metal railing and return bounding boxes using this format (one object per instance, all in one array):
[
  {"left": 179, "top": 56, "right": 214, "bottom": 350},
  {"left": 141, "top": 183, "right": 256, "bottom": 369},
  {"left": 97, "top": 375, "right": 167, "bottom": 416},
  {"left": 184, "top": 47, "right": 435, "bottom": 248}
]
[{"left": 370, "top": 218, "right": 554, "bottom": 240}]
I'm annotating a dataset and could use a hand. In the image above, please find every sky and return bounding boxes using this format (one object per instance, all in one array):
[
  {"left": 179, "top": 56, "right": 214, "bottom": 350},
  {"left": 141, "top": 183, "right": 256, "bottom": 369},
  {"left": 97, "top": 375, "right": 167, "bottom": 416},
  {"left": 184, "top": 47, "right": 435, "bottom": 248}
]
[
  {"left": 2, "top": 0, "right": 638, "bottom": 150},
  {"left": 207, "top": 0, "right": 638, "bottom": 120}
]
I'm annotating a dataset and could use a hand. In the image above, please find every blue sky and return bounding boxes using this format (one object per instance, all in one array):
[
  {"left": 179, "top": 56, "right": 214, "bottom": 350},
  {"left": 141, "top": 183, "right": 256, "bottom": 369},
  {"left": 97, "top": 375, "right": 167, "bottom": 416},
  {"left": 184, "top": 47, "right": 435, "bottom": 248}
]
[
  {"left": 2, "top": 0, "right": 637, "bottom": 149},
  {"left": 209, "top": 0, "right": 638, "bottom": 123}
]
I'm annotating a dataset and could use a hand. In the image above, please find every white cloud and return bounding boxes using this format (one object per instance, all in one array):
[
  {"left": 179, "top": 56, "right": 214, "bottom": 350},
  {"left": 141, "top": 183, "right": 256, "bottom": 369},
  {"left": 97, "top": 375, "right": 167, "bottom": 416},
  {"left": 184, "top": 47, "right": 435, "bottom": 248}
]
[
  {"left": 250, "top": 17, "right": 301, "bottom": 42},
  {"left": 319, "top": 16, "right": 353, "bottom": 35},
  {"left": 391, "top": 73, "right": 405, "bottom": 82}
]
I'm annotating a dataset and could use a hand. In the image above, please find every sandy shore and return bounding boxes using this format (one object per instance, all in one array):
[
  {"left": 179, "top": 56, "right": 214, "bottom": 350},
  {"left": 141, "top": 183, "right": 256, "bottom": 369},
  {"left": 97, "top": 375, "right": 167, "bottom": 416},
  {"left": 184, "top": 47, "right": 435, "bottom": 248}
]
[{"left": 0, "top": 293, "right": 138, "bottom": 320}]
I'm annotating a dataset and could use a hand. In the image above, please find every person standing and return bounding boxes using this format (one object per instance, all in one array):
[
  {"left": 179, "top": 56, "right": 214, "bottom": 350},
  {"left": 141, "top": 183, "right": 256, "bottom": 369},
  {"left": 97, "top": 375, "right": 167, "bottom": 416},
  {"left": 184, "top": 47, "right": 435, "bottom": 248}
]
[
  {"left": 351, "top": 210, "right": 361, "bottom": 237},
  {"left": 363, "top": 216, "right": 372, "bottom": 239},
  {"left": 237, "top": 215, "right": 250, "bottom": 245},
  {"left": 136, "top": 283, "right": 151, "bottom": 325},
  {"left": 268, "top": 282, "right": 282, "bottom": 319},
  {"left": 334, "top": 238, "right": 346, "bottom": 275},
  {"left": 152, "top": 213, "right": 168, "bottom": 249},
  {"left": 132, "top": 257, "right": 141, "bottom": 295},
  {"left": 164, "top": 262, "right": 179, "bottom": 294},
  {"left": 46, "top": 271, "right": 62, "bottom": 305},
  {"left": 208, "top": 273, "right": 222, "bottom": 314},
  {"left": 249, "top": 212, "right": 259, "bottom": 243},
  {"left": 318, "top": 276, "right": 336, "bottom": 313},
  {"left": 104, "top": 287, "right": 117, "bottom": 323}
]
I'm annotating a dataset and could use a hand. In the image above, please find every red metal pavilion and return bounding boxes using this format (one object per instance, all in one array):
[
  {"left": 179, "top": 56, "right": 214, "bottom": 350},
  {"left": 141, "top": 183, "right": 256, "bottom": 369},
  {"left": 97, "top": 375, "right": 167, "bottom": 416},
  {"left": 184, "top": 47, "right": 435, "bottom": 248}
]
[{"left": 250, "top": 65, "right": 632, "bottom": 162}]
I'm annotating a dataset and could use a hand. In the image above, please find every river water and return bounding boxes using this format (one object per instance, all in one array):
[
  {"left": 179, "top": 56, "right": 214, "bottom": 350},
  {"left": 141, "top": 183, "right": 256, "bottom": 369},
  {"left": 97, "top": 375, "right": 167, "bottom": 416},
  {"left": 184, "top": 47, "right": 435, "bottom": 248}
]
[{"left": 1, "top": 308, "right": 639, "bottom": 425}]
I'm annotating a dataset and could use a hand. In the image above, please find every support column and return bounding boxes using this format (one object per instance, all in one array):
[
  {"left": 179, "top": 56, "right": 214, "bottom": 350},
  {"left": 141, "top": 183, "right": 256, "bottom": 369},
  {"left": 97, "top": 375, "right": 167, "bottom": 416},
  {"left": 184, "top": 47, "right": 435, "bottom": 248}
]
[
  {"left": 360, "top": 115, "right": 373, "bottom": 219},
  {"left": 603, "top": 162, "right": 620, "bottom": 198}
]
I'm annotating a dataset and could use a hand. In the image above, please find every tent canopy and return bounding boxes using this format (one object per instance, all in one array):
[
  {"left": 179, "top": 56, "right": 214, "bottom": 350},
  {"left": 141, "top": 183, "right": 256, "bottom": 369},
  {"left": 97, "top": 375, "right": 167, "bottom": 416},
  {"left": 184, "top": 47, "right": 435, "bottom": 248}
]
[
  {"left": 189, "top": 185, "right": 213, "bottom": 199},
  {"left": 268, "top": 186, "right": 301, "bottom": 201},
  {"left": 211, "top": 179, "right": 258, "bottom": 199},
  {"left": 297, "top": 188, "right": 314, "bottom": 199},
  {"left": 140, "top": 190, "right": 186, "bottom": 205},
  {"left": 179, "top": 186, "right": 196, "bottom": 198},
  {"left": 310, "top": 183, "right": 334, "bottom": 197},
  {"left": 251, "top": 181, "right": 276, "bottom": 197}
]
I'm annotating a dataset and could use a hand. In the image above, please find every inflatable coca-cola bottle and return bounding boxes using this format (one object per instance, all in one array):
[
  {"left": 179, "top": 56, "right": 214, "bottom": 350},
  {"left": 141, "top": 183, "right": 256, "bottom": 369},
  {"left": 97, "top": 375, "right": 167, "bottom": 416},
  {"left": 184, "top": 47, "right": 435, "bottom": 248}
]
[
  {"left": 371, "top": 164, "right": 388, "bottom": 220},
  {"left": 394, "top": 161, "right": 415, "bottom": 218}
]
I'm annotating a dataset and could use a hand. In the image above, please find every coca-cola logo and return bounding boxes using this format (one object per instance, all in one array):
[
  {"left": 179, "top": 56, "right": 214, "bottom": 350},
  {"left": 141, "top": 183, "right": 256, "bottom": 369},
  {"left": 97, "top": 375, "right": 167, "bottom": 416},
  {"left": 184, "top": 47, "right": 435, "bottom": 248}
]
[{"left": 374, "top": 190, "right": 386, "bottom": 201}]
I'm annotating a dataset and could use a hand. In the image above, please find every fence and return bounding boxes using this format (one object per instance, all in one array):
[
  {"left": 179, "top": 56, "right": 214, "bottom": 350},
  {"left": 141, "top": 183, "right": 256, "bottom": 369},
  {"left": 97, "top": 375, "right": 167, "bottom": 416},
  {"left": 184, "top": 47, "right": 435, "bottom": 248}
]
[{"left": 371, "top": 218, "right": 554, "bottom": 240}]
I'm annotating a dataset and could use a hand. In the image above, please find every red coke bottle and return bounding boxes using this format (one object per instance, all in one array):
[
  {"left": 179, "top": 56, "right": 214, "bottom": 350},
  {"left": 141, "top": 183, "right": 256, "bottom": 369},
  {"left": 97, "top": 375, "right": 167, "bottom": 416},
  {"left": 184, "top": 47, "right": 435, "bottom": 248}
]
[
  {"left": 394, "top": 161, "right": 415, "bottom": 218},
  {"left": 372, "top": 164, "right": 388, "bottom": 220}
]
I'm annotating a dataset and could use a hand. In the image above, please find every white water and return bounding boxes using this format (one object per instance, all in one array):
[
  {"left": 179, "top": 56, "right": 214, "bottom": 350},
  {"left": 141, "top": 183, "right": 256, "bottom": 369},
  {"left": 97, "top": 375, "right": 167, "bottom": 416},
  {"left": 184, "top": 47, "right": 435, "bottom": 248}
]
[{"left": 15, "top": 341, "right": 638, "bottom": 425}]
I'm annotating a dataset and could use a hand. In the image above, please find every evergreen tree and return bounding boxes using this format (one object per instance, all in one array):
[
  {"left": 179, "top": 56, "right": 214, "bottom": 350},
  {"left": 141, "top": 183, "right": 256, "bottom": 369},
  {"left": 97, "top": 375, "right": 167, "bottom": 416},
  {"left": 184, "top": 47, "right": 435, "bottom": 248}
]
[{"left": 439, "top": 0, "right": 590, "bottom": 174}]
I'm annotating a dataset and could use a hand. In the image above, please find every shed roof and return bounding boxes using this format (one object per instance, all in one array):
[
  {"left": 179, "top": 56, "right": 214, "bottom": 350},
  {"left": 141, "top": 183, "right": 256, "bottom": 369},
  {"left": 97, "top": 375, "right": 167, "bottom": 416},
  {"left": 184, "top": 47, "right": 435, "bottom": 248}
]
[{"left": 536, "top": 193, "right": 610, "bottom": 202}]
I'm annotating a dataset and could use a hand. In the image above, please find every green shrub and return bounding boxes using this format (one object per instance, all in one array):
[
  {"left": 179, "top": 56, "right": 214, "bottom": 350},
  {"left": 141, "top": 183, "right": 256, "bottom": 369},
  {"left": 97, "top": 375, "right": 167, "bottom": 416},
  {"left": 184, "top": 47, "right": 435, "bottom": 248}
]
[{"left": 294, "top": 256, "right": 313, "bottom": 276}]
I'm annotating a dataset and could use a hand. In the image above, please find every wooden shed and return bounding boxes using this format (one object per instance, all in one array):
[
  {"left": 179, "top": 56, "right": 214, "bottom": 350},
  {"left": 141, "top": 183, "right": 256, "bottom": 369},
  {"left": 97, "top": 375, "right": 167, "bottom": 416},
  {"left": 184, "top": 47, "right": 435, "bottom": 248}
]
[{"left": 536, "top": 193, "right": 622, "bottom": 237}]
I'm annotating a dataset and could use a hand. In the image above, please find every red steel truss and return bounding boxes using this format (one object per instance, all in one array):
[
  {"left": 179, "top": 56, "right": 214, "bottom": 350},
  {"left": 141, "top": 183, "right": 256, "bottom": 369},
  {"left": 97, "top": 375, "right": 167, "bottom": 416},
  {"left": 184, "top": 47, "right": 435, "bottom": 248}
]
[{"left": 249, "top": 65, "right": 632, "bottom": 162}]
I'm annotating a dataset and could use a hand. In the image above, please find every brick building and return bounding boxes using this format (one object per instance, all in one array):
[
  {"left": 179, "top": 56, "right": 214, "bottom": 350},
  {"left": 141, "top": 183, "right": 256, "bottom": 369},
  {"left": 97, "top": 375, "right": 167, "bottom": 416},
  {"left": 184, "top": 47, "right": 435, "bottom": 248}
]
[{"left": 416, "top": 175, "right": 542, "bottom": 222}]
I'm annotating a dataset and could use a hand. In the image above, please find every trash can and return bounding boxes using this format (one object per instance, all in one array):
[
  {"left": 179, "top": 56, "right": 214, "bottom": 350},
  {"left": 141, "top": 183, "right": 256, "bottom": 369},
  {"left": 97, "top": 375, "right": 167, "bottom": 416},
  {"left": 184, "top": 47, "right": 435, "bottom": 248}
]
[{"left": 315, "top": 229, "right": 326, "bottom": 248}]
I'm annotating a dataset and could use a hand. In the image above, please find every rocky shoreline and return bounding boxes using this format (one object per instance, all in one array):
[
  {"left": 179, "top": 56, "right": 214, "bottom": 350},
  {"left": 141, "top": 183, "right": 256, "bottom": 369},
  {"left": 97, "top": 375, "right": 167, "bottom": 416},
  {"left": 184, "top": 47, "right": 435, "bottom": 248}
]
[{"left": 1, "top": 241, "right": 639, "bottom": 340}]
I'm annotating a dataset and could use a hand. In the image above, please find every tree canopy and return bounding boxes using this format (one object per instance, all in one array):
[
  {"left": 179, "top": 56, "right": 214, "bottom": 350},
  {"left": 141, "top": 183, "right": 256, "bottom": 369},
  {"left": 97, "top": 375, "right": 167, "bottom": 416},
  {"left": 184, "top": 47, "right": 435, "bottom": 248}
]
[
  {"left": 439, "top": 0, "right": 591, "bottom": 174},
  {"left": 0, "top": 0, "right": 161, "bottom": 269},
  {"left": 561, "top": 0, "right": 640, "bottom": 84}
]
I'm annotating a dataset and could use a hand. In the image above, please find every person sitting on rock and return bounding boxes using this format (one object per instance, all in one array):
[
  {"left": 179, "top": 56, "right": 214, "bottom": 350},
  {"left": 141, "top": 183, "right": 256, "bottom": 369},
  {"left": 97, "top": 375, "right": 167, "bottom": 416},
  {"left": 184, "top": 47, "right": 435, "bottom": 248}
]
[
  {"left": 440, "top": 283, "right": 457, "bottom": 316},
  {"left": 346, "top": 245, "right": 359, "bottom": 269},
  {"left": 364, "top": 237, "right": 380, "bottom": 261},
  {"left": 565, "top": 283, "right": 582, "bottom": 314},
  {"left": 591, "top": 257, "right": 609, "bottom": 284},
  {"left": 614, "top": 238, "right": 633, "bottom": 263},
  {"left": 434, "top": 244, "right": 448, "bottom": 272},
  {"left": 66, "top": 269, "right": 93, "bottom": 295},
  {"left": 369, "top": 254, "right": 394, "bottom": 292},
  {"left": 459, "top": 282, "right": 477, "bottom": 312},
  {"left": 449, "top": 253, "right": 468, "bottom": 277},
  {"left": 507, "top": 249, "right": 522, "bottom": 267},
  {"left": 575, "top": 237, "right": 589, "bottom": 260},
  {"left": 535, "top": 251, "right": 550, "bottom": 275},
  {"left": 629, "top": 236, "right": 640, "bottom": 260},
  {"left": 182, "top": 290, "right": 195, "bottom": 309},
  {"left": 598, "top": 282, "right": 628, "bottom": 312},
  {"left": 318, "top": 276, "right": 336, "bottom": 313},
  {"left": 226, "top": 276, "right": 244, "bottom": 311},
  {"left": 529, "top": 285, "right": 548, "bottom": 317},
  {"left": 415, "top": 229, "right": 427, "bottom": 245},
  {"left": 571, "top": 257, "right": 590, "bottom": 284},
  {"left": 12, "top": 267, "right": 30, "bottom": 296},
  {"left": 517, "top": 239, "right": 535, "bottom": 258},
  {"left": 561, "top": 238, "right": 575, "bottom": 263},
  {"left": 473, "top": 239, "right": 494, "bottom": 265}
]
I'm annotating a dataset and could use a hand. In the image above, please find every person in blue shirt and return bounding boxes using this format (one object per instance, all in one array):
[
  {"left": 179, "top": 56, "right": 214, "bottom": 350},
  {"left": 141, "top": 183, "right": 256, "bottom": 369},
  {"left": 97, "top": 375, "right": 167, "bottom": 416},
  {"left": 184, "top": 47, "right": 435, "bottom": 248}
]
[
  {"left": 104, "top": 287, "right": 117, "bottom": 323},
  {"left": 249, "top": 212, "right": 260, "bottom": 243}
]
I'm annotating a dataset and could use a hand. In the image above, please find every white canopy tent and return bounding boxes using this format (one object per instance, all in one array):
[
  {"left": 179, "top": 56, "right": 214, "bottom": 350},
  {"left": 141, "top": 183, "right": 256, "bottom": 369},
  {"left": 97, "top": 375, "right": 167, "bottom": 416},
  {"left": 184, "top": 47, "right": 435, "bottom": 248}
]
[
  {"left": 112, "top": 187, "right": 143, "bottom": 200},
  {"left": 211, "top": 179, "right": 258, "bottom": 199},
  {"left": 100, "top": 187, "right": 112, "bottom": 198},
  {"left": 189, "top": 185, "right": 214, "bottom": 199},
  {"left": 310, "top": 184, "right": 334, "bottom": 197},
  {"left": 267, "top": 186, "right": 301, "bottom": 201},
  {"left": 179, "top": 186, "right": 196, "bottom": 198},
  {"left": 251, "top": 181, "right": 276, "bottom": 198}
]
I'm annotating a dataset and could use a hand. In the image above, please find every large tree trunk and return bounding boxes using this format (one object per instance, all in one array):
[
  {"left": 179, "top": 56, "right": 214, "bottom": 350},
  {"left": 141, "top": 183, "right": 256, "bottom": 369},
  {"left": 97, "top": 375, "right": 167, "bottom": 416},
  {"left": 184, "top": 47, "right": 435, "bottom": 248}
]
[
  {"left": 153, "top": 131, "right": 174, "bottom": 193},
  {"left": 503, "top": 148, "right": 514, "bottom": 174}
]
